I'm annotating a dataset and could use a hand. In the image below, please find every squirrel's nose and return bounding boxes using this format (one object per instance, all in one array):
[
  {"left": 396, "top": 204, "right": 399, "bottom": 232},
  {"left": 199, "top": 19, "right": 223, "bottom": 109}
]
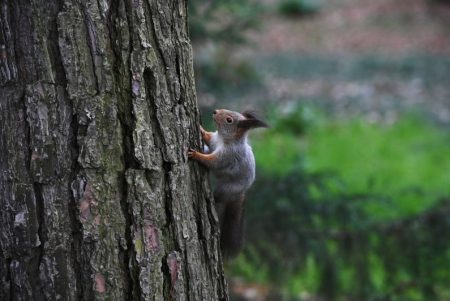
[{"left": 213, "top": 110, "right": 217, "bottom": 115}]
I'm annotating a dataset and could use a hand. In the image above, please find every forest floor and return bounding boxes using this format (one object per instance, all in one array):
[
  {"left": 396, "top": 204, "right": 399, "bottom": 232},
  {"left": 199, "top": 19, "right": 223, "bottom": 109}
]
[{"left": 251, "top": 0, "right": 450, "bottom": 55}]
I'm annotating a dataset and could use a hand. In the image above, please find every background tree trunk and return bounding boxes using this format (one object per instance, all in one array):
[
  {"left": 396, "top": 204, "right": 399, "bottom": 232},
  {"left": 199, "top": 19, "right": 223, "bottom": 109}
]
[{"left": 0, "top": 0, "right": 227, "bottom": 300}]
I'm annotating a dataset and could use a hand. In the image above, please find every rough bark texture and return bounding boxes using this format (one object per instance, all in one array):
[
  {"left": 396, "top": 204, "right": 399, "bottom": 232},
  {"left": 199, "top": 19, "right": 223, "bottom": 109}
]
[{"left": 0, "top": 0, "right": 228, "bottom": 300}]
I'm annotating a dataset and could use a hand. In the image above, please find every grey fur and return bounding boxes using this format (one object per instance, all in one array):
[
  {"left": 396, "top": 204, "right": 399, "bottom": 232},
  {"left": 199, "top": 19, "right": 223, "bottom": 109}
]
[{"left": 208, "top": 132, "right": 255, "bottom": 196}]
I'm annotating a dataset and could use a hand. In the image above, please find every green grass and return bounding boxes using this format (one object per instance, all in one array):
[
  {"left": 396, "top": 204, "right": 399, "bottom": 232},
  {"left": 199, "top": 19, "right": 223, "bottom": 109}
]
[
  {"left": 244, "top": 110, "right": 450, "bottom": 298},
  {"left": 252, "top": 111, "right": 450, "bottom": 220}
]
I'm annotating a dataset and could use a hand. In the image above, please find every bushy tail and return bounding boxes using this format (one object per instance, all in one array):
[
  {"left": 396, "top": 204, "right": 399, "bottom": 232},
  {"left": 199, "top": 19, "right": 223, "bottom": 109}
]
[{"left": 215, "top": 192, "right": 246, "bottom": 258}]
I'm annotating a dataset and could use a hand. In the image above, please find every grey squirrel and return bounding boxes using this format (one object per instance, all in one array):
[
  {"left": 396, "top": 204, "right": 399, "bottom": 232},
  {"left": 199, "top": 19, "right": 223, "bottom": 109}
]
[{"left": 188, "top": 109, "right": 268, "bottom": 257}]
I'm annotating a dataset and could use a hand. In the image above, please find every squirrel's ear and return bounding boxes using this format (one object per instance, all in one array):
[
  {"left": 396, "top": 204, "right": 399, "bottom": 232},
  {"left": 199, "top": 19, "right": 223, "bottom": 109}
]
[
  {"left": 238, "top": 110, "right": 269, "bottom": 129},
  {"left": 238, "top": 119, "right": 269, "bottom": 129}
]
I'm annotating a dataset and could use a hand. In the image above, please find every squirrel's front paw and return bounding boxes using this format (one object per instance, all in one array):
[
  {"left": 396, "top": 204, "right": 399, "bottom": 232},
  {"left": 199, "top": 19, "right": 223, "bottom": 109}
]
[
  {"left": 199, "top": 126, "right": 212, "bottom": 143},
  {"left": 188, "top": 148, "right": 198, "bottom": 158}
]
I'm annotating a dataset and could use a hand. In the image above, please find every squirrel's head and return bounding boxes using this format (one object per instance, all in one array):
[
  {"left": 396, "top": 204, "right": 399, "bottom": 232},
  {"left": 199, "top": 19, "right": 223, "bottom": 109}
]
[{"left": 213, "top": 109, "right": 269, "bottom": 142}]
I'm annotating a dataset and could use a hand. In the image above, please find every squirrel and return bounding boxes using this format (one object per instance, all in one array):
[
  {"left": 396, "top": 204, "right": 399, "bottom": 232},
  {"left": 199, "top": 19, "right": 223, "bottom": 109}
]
[{"left": 188, "top": 109, "right": 268, "bottom": 257}]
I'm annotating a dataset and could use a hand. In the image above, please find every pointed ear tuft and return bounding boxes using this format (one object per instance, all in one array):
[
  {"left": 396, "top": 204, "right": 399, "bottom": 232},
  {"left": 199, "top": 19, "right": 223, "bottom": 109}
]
[
  {"left": 242, "top": 110, "right": 260, "bottom": 120},
  {"left": 238, "top": 110, "right": 269, "bottom": 129}
]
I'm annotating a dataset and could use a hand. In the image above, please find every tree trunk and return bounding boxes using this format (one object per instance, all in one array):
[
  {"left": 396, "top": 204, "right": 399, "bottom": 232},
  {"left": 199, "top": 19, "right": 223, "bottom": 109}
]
[{"left": 0, "top": 0, "right": 228, "bottom": 300}]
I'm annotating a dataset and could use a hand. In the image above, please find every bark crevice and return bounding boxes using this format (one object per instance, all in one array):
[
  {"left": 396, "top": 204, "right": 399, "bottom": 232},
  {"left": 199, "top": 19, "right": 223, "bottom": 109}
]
[
  {"left": 118, "top": 171, "right": 139, "bottom": 301},
  {"left": 68, "top": 112, "right": 85, "bottom": 300},
  {"left": 110, "top": 2, "right": 141, "bottom": 297},
  {"left": 143, "top": 68, "right": 162, "bottom": 150},
  {"left": 31, "top": 182, "right": 45, "bottom": 300},
  {"left": 81, "top": 3, "right": 100, "bottom": 95},
  {"left": 0, "top": 1, "right": 17, "bottom": 84}
]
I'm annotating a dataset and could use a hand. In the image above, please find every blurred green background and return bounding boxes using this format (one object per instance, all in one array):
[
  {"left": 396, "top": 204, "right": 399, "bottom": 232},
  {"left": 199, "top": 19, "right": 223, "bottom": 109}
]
[{"left": 189, "top": 0, "right": 450, "bottom": 300}]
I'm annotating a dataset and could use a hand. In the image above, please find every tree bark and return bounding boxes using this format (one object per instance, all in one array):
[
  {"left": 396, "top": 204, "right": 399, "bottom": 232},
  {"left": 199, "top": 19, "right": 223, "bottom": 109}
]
[{"left": 0, "top": 0, "right": 227, "bottom": 300}]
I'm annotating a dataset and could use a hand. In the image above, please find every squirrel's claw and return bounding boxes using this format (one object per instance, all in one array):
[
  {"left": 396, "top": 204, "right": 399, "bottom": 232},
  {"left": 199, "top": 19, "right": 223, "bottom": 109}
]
[
  {"left": 199, "top": 126, "right": 212, "bottom": 145},
  {"left": 187, "top": 148, "right": 197, "bottom": 158},
  {"left": 200, "top": 126, "right": 206, "bottom": 134}
]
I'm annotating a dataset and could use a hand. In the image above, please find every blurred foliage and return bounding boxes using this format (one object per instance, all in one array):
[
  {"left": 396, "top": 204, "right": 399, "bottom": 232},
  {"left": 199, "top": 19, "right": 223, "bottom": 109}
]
[
  {"left": 194, "top": 47, "right": 261, "bottom": 95},
  {"left": 188, "top": 0, "right": 261, "bottom": 44},
  {"left": 189, "top": 0, "right": 263, "bottom": 97},
  {"left": 268, "top": 105, "right": 319, "bottom": 136},
  {"left": 256, "top": 54, "right": 450, "bottom": 83},
  {"left": 229, "top": 106, "right": 450, "bottom": 300},
  {"left": 278, "top": 0, "right": 322, "bottom": 17}
]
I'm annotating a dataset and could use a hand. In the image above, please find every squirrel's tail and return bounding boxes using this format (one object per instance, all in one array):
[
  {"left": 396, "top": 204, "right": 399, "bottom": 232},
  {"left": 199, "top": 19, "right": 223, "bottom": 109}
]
[{"left": 216, "top": 193, "right": 245, "bottom": 258}]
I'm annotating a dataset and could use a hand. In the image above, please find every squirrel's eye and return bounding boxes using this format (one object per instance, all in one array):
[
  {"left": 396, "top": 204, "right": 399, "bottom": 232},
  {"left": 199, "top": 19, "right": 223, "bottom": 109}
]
[{"left": 226, "top": 117, "right": 233, "bottom": 123}]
